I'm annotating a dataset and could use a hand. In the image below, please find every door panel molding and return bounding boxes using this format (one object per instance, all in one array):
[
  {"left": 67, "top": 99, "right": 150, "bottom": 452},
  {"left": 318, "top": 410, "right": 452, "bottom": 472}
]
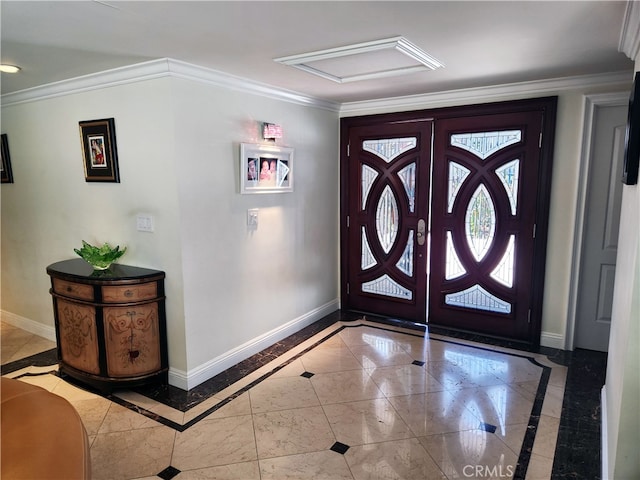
[{"left": 566, "top": 92, "right": 628, "bottom": 351}]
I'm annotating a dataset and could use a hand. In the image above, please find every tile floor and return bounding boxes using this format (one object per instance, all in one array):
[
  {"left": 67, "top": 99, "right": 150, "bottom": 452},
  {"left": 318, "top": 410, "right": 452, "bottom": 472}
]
[{"left": 1, "top": 316, "right": 599, "bottom": 480}]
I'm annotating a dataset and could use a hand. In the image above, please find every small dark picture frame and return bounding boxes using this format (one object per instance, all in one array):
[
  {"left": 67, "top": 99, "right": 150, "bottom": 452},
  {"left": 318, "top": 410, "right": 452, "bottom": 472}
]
[
  {"left": 1, "top": 134, "right": 14, "bottom": 184},
  {"left": 79, "top": 118, "right": 120, "bottom": 182},
  {"left": 622, "top": 72, "right": 640, "bottom": 185}
]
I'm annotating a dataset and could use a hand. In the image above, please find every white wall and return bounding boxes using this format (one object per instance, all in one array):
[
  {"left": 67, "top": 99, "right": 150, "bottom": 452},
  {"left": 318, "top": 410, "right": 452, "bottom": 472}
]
[
  {"left": 1, "top": 77, "right": 188, "bottom": 371},
  {"left": 603, "top": 60, "right": 640, "bottom": 478},
  {"left": 168, "top": 77, "right": 340, "bottom": 383},
  {"left": 1, "top": 63, "right": 340, "bottom": 389}
]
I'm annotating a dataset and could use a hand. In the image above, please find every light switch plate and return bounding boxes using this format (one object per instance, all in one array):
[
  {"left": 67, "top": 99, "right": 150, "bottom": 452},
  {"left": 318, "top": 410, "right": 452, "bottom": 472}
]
[
  {"left": 248, "top": 209, "right": 259, "bottom": 227},
  {"left": 136, "top": 214, "right": 154, "bottom": 232}
]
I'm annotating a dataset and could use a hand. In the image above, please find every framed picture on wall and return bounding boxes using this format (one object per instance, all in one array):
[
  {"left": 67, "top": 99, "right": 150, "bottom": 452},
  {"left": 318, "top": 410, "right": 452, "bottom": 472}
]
[
  {"left": 622, "top": 71, "right": 640, "bottom": 185},
  {"left": 1, "top": 134, "right": 14, "bottom": 184},
  {"left": 240, "top": 143, "right": 293, "bottom": 194},
  {"left": 79, "top": 118, "right": 120, "bottom": 182}
]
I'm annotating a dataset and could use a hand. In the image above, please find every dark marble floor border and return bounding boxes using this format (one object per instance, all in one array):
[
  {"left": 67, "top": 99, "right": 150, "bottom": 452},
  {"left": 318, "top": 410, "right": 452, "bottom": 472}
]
[
  {"left": 551, "top": 348, "right": 607, "bottom": 480},
  {"left": 1, "top": 347, "right": 58, "bottom": 374}
]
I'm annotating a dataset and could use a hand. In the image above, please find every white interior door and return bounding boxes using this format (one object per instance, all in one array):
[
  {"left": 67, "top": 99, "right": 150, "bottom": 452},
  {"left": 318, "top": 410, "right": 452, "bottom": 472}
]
[{"left": 574, "top": 103, "right": 627, "bottom": 351}]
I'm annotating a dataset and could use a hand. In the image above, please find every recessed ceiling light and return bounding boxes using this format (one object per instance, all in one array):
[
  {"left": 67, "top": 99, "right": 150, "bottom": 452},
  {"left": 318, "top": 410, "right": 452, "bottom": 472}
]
[
  {"left": 274, "top": 36, "right": 444, "bottom": 83},
  {"left": 0, "top": 64, "right": 22, "bottom": 73}
]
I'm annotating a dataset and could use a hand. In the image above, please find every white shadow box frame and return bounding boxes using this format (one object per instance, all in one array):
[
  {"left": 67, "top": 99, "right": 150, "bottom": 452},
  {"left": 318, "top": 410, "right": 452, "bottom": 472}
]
[{"left": 240, "top": 143, "right": 294, "bottom": 194}]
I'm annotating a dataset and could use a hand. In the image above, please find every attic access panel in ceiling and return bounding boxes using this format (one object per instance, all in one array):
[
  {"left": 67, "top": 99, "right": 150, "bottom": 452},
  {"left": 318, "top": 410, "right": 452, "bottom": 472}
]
[{"left": 274, "top": 36, "right": 444, "bottom": 83}]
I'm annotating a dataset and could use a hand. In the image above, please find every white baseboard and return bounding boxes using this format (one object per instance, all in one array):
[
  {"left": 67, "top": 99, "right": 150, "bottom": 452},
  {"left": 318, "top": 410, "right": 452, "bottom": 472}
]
[
  {"left": 540, "top": 331, "right": 565, "bottom": 349},
  {"left": 169, "top": 299, "right": 340, "bottom": 390},
  {"left": 0, "top": 310, "right": 56, "bottom": 342},
  {"left": 601, "top": 385, "right": 609, "bottom": 480}
]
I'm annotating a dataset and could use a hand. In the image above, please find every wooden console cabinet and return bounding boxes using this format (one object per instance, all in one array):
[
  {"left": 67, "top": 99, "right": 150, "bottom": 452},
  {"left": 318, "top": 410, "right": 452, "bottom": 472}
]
[{"left": 47, "top": 259, "right": 168, "bottom": 392}]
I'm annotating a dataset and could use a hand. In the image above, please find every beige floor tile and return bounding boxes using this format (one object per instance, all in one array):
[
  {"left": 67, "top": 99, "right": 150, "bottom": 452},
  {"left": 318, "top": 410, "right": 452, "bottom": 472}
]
[
  {"left": 172, "top": 415, "right": 257, "bottom": 470},
  {"left": 314, "top": 334, "right": 351, "bottom": 350},
  {"left": 388, "top": 390, "right": 482, "bottom": 437},
  {"left": 525, "top": 453, "right": 554, "bottom": 480},
  {"left": 348, "top": 343, "right": 416, "bottom": 369},
  {"left": 346, "top": 438, "right": 446, "bottom": 480},
  {"left": 421, "top": 430, "right": 518, "bottom": 479},
  {"left": 206, "top": 392, "right": 251, "bottom": 419},
  {"left": 249, "top": 375, "right": 320, "bottom": 413},
  {"left": 366, "top": 364, "right": 445, "bottom": 397},
  {"left": 541, "top": 384, "right": 564, "bottom": 418},
  {"left": 90, "top": 426, "right": 176, "bottom": 480},
  {"left": 461, "top": 385, "right": 534, "bottom": 435},
  {"left": 311, "top": 369, "right": 384, "bottom": 405},
  {"left": 70, "top": 396, "right": 112, "bottom": 436},
  {"left": 270, "top": 358, "right": 307, "bottom": 378},
  {"left": 1, "top": 326, "right": 35, "bottom": 347},
  {"left": 426, "top": 360, "right": 505, "bottom": 390},
  {"left": 408, "top": 337, "right": 451, "bottom": 361},
  {"left": 300, "top": 346, "right": 363, "bottom": 374},
  {"left": 51, "top": 376, "right": 101, "bottom": 402},
  {"left": 531, "top": 415, "right": 560, "bottom": 459},
  {"left": 17, "top": 372, "right": 63, "bottom": 391},
  {"left": 98, "top": 402, "right": 163, "bottom": 433},
  {"left": 508, "top": 381, "right": 540, "bottom": 403},
  {"left": 176, "top": 461, "right": 261, "bottom": 480},
  {"left": 322, "top": 397, "right": 413, "bottom": 446},
  {"left": 337, "top": 326, "right": 385, "bottom": 347},
  {"left": 1, "top": 345, "right": 22, "bottom": 364},
  {"left": 253, "top": 406, "right": 335, "bottom": 459},
  {"left": 492, "top": 357, "right": 543, "bottom": 384},
  {"left": 10, "top": 337, "right": 56, "bottom": 360},
  {"left": 496, "top": 422, "right": 528, "bottom": 457},
  {"left": 115, "top": 390, "right": 187, "bottom": 425},
  {"left": 260, "top": 451, "right": 354, "bottom": 480},
  {"left": 547, "top": 365, "right": 568, "bottom": 389}
]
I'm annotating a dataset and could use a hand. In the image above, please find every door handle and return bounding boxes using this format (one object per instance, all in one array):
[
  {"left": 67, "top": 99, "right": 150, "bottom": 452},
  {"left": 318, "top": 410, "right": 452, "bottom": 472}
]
[{"left": 417, "top": 219, "right": 426, "bottom": 246}]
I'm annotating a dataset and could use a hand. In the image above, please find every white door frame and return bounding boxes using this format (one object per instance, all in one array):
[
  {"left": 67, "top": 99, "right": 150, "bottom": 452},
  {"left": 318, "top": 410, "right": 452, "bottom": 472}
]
[{"left": 565, "top": 92, "right": 629, "bottom": 351}]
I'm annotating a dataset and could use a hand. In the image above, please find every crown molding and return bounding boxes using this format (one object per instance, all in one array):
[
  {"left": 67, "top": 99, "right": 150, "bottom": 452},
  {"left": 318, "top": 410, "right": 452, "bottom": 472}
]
[
  {"left": 339, "top": 71, "right": 634, "bottom": 116},
  {"left": 0, "top": 58, "right": 340, "bottom": 112},
  {"left": 1, "top": 58, "right": 632, "bottom": 116},
  {"left": 619, "top": 0, "right": 640, "bottom": 61}
]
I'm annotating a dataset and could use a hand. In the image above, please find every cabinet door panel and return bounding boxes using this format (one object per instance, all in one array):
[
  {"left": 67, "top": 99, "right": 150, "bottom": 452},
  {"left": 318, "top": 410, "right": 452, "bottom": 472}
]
[
  {"left": 103, "top": 304, "right": 161, "bottom": 377},
  {"left": 56, "top": 299, "right": 100, "bottom": 374}
]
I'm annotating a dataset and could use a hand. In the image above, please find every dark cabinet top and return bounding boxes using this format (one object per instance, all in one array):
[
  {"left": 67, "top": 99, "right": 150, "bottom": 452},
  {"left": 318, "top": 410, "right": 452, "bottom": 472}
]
[{"left": 47, "top": 258, "right": 164, "bottom": 282}]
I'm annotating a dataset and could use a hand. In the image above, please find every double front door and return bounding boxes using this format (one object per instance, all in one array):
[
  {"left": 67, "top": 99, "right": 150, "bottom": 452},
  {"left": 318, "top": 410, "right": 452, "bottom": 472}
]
[{"left": 341, "top": 99, "right": 556, "bottom": 343}]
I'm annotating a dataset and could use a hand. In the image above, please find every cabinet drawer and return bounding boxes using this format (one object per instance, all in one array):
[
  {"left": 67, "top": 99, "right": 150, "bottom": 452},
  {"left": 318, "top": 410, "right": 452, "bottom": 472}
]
[
  {"left": 52, "top": 279, "right": 94, "bottom": 301},
  {"left": 102, "top": 282, "right": 157, "bottom": 303}
]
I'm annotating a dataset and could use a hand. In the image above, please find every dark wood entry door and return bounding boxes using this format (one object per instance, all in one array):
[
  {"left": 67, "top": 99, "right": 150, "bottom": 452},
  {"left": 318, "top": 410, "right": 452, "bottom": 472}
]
[
  {"left": 343, "top": 122, "right": 432, "bottom": 321},
  {"left": 429, "top": 111, "right": 547, "bottom": 341},
  {"left": 341, "top": 98, "right": 557, "bottom": 344}
]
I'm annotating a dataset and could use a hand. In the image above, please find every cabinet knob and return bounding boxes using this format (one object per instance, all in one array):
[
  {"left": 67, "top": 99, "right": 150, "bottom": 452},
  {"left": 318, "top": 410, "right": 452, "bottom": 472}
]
[{"left": 124, "top": 290, "right": 134, "bottom": 298}]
